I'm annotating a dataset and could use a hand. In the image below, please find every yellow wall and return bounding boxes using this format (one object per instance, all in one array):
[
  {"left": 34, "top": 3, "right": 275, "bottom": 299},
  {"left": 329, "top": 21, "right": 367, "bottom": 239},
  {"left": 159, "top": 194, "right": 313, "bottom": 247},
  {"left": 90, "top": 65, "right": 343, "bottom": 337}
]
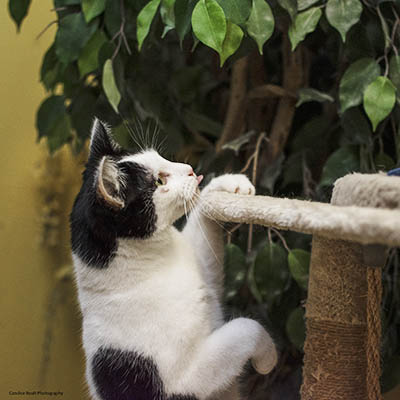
[{"left": 0, "top": 2, "right": 89, "bottom": 399}]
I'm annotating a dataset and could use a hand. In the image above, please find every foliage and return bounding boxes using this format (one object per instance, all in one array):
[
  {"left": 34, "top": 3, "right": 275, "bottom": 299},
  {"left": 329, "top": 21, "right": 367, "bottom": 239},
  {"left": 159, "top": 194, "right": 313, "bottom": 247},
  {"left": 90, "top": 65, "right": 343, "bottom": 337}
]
[{"left": 10, "top": 0, "right": 400, "bottom": 396}]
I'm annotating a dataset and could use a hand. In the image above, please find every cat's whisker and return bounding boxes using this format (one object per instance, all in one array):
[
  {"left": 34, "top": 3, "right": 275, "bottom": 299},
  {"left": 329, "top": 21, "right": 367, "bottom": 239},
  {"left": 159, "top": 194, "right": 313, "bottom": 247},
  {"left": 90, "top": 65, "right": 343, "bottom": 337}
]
[
  {"left": 183, "top": 199, "right": 189, "bottom": 221},
  {"left": 133, "top": 117, "right": 147, "bottom": 150},
  {"left": 156, "top": 134, "right": 168, "bottom": 156},
  {"left": 153, "top": 126, "right": 168, "bottom": 156},
  {"left": 123, "top": 119, "right": 145, "bottom": 152},
  {"left": 187, "top": 201, "right": 223, "bottom": 266},
  {"left": 145, "top": 122, "right": 153, "bottom": 150},
  {"left": 150, "top": 122, "right": 160, "bottom": 151},
  {"left": 191, "top": 192, "right": 228, "bottom": 230},
  {"left": 189, "top": 196, "right": 228, "bottom": 234}
]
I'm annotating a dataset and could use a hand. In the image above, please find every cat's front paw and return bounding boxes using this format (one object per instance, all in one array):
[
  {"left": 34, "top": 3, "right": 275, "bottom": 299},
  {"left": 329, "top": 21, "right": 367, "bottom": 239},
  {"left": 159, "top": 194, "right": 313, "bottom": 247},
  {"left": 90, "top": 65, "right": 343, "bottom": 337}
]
[
  {"left": 203, "top": 174, "right": 255, "bottom": 196},
  {"left": 251, "top": 335, "right": 278, "bottom": 375}
]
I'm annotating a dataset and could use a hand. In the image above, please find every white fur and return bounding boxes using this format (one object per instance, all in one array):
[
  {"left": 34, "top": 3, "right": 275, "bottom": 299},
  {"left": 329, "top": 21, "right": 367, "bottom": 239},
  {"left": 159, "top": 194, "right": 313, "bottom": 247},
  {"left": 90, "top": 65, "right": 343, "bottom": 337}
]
[{"left": 73, "top": 150, "right": 277, "bottom": 400}]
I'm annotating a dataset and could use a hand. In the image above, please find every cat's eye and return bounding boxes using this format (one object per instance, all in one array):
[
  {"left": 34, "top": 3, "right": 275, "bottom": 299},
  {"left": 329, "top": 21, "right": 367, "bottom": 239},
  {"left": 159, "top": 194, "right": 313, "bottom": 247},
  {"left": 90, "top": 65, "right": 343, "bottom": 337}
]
[{"left": 156, "top": 176, "right": 165, "bottom": 186}]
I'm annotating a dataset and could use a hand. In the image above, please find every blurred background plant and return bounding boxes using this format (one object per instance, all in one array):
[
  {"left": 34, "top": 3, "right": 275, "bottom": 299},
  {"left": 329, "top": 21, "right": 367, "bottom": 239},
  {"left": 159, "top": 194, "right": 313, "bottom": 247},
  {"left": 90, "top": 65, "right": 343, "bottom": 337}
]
[{"left": 9, "top": 0, "right": 400, "bottom": 397}]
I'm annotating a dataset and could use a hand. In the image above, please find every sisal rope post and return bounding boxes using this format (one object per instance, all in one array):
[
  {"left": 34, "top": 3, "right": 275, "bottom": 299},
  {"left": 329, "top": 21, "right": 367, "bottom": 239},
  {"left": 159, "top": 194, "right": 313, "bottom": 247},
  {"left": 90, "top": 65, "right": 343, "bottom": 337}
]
[
  {"left": 301, "top": 173, "right": 395, "bottom": 400},
  {"left": 366, "top": 266, "right": 383, "bottom": 400},
  {"left": 301, "top": 237, "right": 369, "bottom": 399}
]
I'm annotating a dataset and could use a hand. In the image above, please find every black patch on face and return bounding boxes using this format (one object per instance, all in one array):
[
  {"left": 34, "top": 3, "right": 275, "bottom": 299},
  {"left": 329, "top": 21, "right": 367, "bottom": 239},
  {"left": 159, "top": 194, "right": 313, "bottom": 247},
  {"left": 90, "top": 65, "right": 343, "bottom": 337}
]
[
  {"left": 70, "top": 120, "right": 158, "bottom": 268},
  {"left": 113, "top": 161, "right": 157, "bottom": 238},
  {"left": 91, "top": 347, "right": 198, "bottom": 400}
]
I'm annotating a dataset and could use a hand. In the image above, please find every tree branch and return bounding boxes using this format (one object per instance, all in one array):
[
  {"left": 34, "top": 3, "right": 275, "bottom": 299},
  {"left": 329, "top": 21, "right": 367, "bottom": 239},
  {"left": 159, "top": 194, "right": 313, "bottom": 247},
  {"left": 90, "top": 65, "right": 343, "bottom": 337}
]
[
  {"left": 266, "top": 34, "right": 307, "bottom": 163},
  {"left": 216, "top": 56, "right": 249, "bottom": 152},
  {"left": 247, "top": 84, "right": 297, "bottom": 100},
  {"left": 112, "top": 0, "right": 132, "bottom": 60}
]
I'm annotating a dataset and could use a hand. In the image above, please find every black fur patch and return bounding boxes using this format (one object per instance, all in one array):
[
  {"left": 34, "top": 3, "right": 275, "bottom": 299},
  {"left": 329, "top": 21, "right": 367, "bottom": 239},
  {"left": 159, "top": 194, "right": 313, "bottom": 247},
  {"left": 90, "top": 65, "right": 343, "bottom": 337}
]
[
  {"left": 91, "top": 347, "right": 198, "bottom": 400},
  {"left": 70, "top": 120, "right": 158, "bottom": 268}
]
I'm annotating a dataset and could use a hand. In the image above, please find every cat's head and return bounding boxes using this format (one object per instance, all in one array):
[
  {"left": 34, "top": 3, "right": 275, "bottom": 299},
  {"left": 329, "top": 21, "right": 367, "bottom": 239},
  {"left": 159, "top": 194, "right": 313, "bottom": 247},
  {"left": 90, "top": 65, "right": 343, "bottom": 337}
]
[{"left": 81, "top": 119, "right": 202, "bottom": 238}]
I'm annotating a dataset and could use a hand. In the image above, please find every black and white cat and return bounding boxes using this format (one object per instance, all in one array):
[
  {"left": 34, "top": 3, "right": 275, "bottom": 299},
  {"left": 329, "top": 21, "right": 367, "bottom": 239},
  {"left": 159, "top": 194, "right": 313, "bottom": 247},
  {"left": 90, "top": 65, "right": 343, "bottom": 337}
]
[{"left": 70, "top": 119, "right": 277, "bottom": 400}]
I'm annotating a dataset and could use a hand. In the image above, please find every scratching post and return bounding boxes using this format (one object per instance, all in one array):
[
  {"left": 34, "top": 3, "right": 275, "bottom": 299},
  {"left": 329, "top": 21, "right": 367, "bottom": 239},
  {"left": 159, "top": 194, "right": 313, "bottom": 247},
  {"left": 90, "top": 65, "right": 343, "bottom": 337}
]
[
  {"left": 203, "top": 172, "right": 400, "bottom": 399},
  {"left": 301, "top": 237, "right": 369, "bottom": 399},
  {"left": 301, "top": 173, "right": 399, "bottom": 400}
]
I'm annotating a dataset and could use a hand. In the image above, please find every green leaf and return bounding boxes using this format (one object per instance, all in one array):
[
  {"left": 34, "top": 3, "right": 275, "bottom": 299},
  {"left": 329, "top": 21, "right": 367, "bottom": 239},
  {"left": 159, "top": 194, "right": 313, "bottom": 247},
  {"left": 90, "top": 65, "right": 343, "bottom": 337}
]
[
  {"left": 277, "top": 0, "right": 297, "bottom": 21},
  {"left": 70, "top": 88, "right": 98, "bottom": 140},
  {"left": 363, "top": 76, "right": 396, "bottom": 131},
  {"left": 288, "top": 249, "right": 310, "bottom": 290},
  {"left": 296, "top": 88, "right": 334, "bottom": 107},
  {"left": 161, "top": 0, "right": 176, "bottom": 37},
  {"left": 82, "top": 0, "right": 106, "bottom": 23},
  {"left": 220, "top": 21, "right": 243, "bottom": 66},
  {"left": 325, "top": 0, "right": 362, "bottom": 42},
  {"left": 55, "top": 13, "right": 98, "bottom": 64},
  {"left": 98, "top": 41, "right": 115, "bottom": 72},
  {"left": 60, "top": 64, "right": 81, "bottom": 98},
  {"left": 341, "top": 108, "right": 372, "bottom": 145},
  {"left": 36, "top": 96, "right": 72, "bottom": 153},
  {"left": 137, "top": 0, "right": 162, "bottom": 51},
  {"left": 40, "top": 45, "right": 60, "bottom": 91},
  {"left": 288, "top": 7, "right": 322, "bottom": 50},
  {"left": 339, "top": 58, "right": 380, "bottom": 113},
  {"left": 389, "top": 55, "right": 400, "bottom": 100},
  {"left": 222, "top": 130, "right": 255, "bottom": 154},
  {"left": 320, "top": 145, "right": 360, "bottom": 186},
  {"left": 224, "top": 243, "right": 247, "bottom": 300},
  {"left": 102, "top": 59, "right": 121, "bottom": 114},
  {"left": 183, "top": 109, "right": 222, "bottom": 138},
  {"left": 104, "top": 0, "right": 121, "bottom": 37},
  {"left": 175, "top": 0, "right": 196, "bottom": 43},
  {"left": 36, "top": 96, "right": 66, "bottom": 139},
  {"left": 47, "top": 114, "right": 73, "bottom": 154},
  {"left": 192, "top": 0, "right": 227, "bottom": 54},
  {"left": 8, "top": 0, "right": 31, "bottom": 31},
  {"left": 54, "top": 0, "right": 82, "bottom": 18},
  {"left": 245, "top": 0, "right": 275, "bottom": 55},
  {"left": 54, "top": 0, "right": 81, "bottom": 4},
  {"left": 286, "top": 307, "right": 306, "bottom": 350},
  {"left": 254, "top": 243, "right": 290, "bottom": 306},
  {"left": 377, "top": 5, "right": 390, "bottom": 50},
  {"left": 9, "top": 0, "right": 31, "bottom": 28},
  {"left": 297, "top": 0, "right": 319, "bottom": 11},
  {"left": 78, "top": 30, "right": 108, "bottom": 77},
  {"left": 216, "top": 0, "right": 251, "bottom": 24}
]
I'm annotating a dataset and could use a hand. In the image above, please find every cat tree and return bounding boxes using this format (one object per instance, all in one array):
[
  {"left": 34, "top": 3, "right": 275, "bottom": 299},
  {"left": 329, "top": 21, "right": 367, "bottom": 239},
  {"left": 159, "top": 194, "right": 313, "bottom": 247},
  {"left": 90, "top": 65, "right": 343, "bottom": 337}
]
[{"left": 204, "top": 172, "right": 400, "bottom": 400}]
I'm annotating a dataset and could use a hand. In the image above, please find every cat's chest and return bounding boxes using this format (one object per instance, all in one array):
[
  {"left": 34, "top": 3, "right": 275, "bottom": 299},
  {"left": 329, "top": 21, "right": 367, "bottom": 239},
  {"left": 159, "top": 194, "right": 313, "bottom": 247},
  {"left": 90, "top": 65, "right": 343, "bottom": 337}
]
[
  {"left": 79, "top": 253, "right": 213, "bottom": 354},
  {"left": 77, "top": 230, "right": 214, "bottom": 324}
]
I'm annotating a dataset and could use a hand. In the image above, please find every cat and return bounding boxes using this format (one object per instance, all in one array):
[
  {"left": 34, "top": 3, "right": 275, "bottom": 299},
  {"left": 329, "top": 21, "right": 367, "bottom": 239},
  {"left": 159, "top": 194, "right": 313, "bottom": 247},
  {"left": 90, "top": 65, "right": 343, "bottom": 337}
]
[{"left": 70, "top": 119, "right": 277, "bottom": 400}]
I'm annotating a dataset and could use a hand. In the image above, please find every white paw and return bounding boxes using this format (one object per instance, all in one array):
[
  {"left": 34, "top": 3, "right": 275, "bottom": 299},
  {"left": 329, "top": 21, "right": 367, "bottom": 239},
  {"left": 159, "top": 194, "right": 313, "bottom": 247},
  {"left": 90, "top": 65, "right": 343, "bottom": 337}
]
[
  {"left": 251, "top": 335, "right": 278, "bottom": 375},
  {"left": 203, "top": 174, "right": 255, "bottom": 196}
]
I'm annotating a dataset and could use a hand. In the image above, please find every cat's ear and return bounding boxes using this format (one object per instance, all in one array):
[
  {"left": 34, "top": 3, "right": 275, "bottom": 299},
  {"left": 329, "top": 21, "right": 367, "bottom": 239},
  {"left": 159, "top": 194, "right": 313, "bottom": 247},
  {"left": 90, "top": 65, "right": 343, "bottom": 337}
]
[
  {"left": 96, "top": 156, "right": 125, "bottom": 209},
  {"left": 89, "top": 118, "right": 121, "bottom": 159}
]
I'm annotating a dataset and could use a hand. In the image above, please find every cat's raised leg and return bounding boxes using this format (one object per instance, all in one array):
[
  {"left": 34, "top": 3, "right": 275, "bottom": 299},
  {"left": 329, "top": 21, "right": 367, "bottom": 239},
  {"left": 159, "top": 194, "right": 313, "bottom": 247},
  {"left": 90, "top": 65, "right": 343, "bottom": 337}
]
[
  {"left": 178, "top": 317, "right": 277, "bottom": 400},
  {"left": 183, "top": 174, "right": 255, "bottom": 296}
]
